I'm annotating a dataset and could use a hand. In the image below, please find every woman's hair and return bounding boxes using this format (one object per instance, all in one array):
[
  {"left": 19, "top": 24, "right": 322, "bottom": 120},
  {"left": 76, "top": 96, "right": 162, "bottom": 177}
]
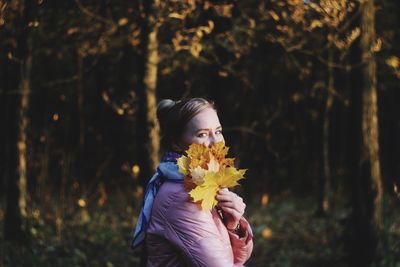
[{"left": 157, "top": 98, "right": 215, "bottom": 151}]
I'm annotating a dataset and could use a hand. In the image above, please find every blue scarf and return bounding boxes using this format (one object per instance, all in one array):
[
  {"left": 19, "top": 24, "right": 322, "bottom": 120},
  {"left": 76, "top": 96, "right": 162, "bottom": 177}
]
[{"left": 131, "top": 151, "right": 184, "bottom": 249}]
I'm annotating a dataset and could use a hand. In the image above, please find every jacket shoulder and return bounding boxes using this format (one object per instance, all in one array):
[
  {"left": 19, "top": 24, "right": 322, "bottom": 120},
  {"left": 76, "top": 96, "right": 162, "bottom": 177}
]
[{"left": 152, "top": 182, "right": 189, "bottom": 215}]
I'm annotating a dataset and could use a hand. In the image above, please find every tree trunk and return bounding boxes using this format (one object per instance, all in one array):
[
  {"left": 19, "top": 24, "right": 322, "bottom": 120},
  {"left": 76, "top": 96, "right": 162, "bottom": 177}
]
[
  {"left": 351, "top": 0, "right": 383, "bottom": 265},
  {"left": 4, "top": 0, "right": 35, "bottom": 242},
  {"left": 77, "top": 51, "right": 85, "bottom": 162},
  {"left": 143, "top": 25, "right": 160, "bottom": 172},
  {"left": 136, "top": 1, "right": 161, "bottom": 266},
  {"left": 17, "top": 65, "right": 31, "bottom": 219},
  {"left": 360, "top": 0, "right": 382, "bottom": 231},
  {"left": 137, "top": 0, "right": 160, "bottom": 187},
  {"left": 317, "top": 49, "right": 334, "bottom": 215},
  {"left": 37, "top": 129, "right": 49, "bottom": 203},
  {"left": 76, "top": 50, "right": 87, "bottom": 189}
]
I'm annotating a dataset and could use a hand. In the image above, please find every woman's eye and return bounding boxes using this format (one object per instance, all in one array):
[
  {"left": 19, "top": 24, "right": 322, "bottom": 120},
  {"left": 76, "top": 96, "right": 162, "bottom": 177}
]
[
  {"left": 216, "top": 130, "right": 222, "bottom": 135},
  {"left": 197, "top": 133, "right": 208, "bottom": 138}
]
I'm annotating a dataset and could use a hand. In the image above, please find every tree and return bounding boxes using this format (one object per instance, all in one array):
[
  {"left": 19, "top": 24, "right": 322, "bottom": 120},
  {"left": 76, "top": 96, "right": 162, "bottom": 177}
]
[
  {"left": 135, "top": 0, "right": 161, "bottom": 194},
  {"left": 265, "top": 0, "right": 360, "bottom": 214},
  {"left": 351, "top": 0, "right": 383, "bottom": 265},
  {"left": 4, "top": 0, "right": 36, "bottom": 242},
  {"left": 142, "top": 0, "right": 160, "bottom": 173}
]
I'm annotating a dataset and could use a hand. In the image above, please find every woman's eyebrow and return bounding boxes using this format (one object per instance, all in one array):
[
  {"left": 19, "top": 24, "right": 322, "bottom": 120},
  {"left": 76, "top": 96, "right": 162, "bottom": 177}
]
[{"left": 195, "top": 126, "right": 222, "bottom": 133}]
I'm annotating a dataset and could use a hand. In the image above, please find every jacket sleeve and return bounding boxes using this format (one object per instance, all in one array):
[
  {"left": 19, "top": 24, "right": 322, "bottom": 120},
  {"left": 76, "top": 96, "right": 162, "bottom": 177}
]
[
  {"left": 227, "top": 217, "right": 254, "bottom": 264},
  {"left": 162, "top": 186, "right": 253, "bottom": 267}
]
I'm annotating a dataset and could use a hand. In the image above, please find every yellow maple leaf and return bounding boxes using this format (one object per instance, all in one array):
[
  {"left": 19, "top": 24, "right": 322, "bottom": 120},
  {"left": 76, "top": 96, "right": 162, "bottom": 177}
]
[
  {"left": 207, "top": 155, "right": 220, "bottom": 172},
  {"left": 189, "top": 167, "right": 246, "bottom": 211},
  {"left": 220, "top": 157, "right": 235, "bottom": 168},
  {"left": 187, "top": 143, "right": 208, "bottom": 159},
  {"left": 220, "top": 167, "right": 246, "bottom": 187},
  {"left": 210, "top": 142, "right": 229, "bottom": 162},
  {"left": 177, "top": 155, "right": 190, "bottom": 176},
  {"left": 191, "top": 166, "right": 206, "bottom": 185},
  {"left": 189, "top": 172, "right": 220, "bottom": 210},
  {"left": 178, "top": 142, "right": 247, "bottom": 211},
  {"left": 187, "top": 143, "right": 209, "bottom": 169}
]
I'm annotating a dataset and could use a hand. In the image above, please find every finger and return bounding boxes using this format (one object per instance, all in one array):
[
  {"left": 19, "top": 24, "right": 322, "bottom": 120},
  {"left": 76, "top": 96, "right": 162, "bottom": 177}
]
[
  {"left": 217, "top": 189, "right": 240, "bottom": 198},
  {"left": 219, "top": 206, "right": 242, "bottom": 220},
  {"left": 218, "top": 201, "right": 245, "bottom": 213},
  {"left": 218, "top": 201, "right": 237, "bottom": 209},
  {"left": 215, "top": 194, "right": 234, "bottom": 202},
  {"left": 216, "top": 196, "right": 243, "bottom": 206},
  {"left": 217, "top": 188, "right": 235, "bottom": 195},
  {"left": 216, "top": 193, "right": 244, "bottom": 204}
]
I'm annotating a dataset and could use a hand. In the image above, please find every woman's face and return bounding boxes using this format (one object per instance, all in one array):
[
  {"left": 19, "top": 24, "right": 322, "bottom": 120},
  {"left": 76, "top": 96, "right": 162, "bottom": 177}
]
[{"left": 177, "top": 107, "right": 225, "bottom": 151}]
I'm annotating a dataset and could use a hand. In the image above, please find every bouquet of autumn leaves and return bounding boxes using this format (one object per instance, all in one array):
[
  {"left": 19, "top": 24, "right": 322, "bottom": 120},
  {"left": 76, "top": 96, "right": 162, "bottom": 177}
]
[{"left": 177, "top": 142, "right": 246, "bottom": 211}]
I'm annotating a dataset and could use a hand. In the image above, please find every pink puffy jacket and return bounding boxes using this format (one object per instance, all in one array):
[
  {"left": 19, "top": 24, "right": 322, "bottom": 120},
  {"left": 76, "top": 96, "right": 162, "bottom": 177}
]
[{"left": 146, "top": 181, "right": 254, "bottom": 267}]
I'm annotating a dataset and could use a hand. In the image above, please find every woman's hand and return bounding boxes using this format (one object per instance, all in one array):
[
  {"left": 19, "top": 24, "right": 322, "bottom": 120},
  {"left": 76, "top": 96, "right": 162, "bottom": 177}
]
[{"left": 215, "top": 188, "right": 246, "bottom": 230}]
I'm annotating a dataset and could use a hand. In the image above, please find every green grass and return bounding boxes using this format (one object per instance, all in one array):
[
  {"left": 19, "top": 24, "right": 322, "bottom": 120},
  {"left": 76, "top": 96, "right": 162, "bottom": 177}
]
[{"left": 1, "top": 193, "right": 399, "bottom": 267}]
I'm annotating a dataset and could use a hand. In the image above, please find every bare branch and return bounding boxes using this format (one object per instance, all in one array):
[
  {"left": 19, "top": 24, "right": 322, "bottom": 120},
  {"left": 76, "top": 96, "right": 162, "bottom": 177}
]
[
  {"left": 338, "top": 7, "right": 361, "bottom": 34},
  {"left": 41, "top": 75, "right": 79, "bottom": 88},
  {"left": 40, "top": 55, "right": 100, "bottom": 88},
  {"left": 74, "top": 0, "right": 114, "bottom": 26}
]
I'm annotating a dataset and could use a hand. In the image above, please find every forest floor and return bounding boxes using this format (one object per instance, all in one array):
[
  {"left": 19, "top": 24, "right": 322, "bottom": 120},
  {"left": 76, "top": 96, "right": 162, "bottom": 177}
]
[{"left": 1, "top": 191, "right": 399, "bottom": 267}]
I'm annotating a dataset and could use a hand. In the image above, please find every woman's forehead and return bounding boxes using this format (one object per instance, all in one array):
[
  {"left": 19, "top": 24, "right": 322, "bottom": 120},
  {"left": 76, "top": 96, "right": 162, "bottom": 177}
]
[{"left": 187, "top": 108, "right": 221, "bottom": 130}]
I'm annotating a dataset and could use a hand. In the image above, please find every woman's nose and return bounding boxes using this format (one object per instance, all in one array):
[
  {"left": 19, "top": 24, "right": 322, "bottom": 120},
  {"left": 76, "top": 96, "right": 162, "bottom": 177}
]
[
  {"left": 208, "top": 133, "right": 223, "bottom": 147},
  {"left": 207, "top": 134, "right": 217, "bottom": 147}
]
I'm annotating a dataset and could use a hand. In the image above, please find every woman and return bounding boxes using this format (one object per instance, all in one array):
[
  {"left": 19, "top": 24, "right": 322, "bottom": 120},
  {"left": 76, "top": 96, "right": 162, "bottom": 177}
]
[{"left": 132, "top": 98, "right": 253, "bottom": 267}]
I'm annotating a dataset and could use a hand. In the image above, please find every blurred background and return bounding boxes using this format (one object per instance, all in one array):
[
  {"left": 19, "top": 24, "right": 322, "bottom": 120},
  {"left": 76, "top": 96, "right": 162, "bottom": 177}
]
[{"left": 1, "top": 0, "right": 399, "bottom": 266}]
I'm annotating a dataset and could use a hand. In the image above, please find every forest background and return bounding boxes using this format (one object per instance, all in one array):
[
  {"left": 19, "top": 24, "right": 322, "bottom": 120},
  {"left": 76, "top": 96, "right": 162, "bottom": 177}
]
[{"left": 1, "top": 0, "right": 399, "bottom": 266}]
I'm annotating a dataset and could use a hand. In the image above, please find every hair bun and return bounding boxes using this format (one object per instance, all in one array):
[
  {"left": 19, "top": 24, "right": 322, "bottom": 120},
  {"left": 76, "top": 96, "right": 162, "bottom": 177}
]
[{"left": 157, "top": 99, "right": 176, "bottom": 123}]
